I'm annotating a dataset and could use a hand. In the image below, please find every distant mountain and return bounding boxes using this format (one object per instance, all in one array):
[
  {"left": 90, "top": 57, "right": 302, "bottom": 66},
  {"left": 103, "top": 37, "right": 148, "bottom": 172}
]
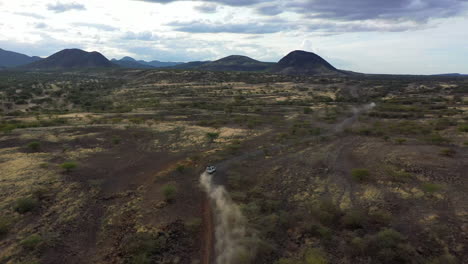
[
  {"left": 271, "top": 50, "right": 342, "bottom": 75},
  {"left": 0, "top": 48, "right": 41, "bottom": 67},
  {"left": 111, "top": 57, "right": 153, "bottom": 69},
  {"left": 111, "top": 56, "right": 183, "bottom": 69},
  {"left": 432, "top": 73, "right": 468, "bottom": 77},
  {"left": 23, "top": 49, "right": 114, "bottom": 69},
  {"left": 171, "top": 61, "right": 211, "bottom": 69},
  {"left": 197, "top": 55, "right": 274, "bottom": 72}
]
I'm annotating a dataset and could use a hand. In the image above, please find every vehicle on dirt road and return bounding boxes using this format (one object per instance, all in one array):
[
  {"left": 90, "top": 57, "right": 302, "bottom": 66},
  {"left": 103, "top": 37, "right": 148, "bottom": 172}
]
[{"left": 206, "top": 166, "right": 216, "bottom": 174}]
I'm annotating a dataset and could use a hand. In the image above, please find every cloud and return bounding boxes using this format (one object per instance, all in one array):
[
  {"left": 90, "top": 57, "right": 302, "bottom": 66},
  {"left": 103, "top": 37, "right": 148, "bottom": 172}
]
[
  {"left": 121, "top": 31, "right": 156, "bottom": 41},
  {"left": 168, "top": 20, "right": 294, "bottom": 34},
  {"left": 136, "top": 0, "right": 266, "bottom": 6},
  {"left": 47, "top": 2, "right": 86, "bottom": 13},
  {"left": 14, "top": 12, "right": 45, "bottom": 19},
  {"left": 284, "top": 0, "right": 468, "bottom": 22},
  {"left": 194, "top": 3, "right": 219, "bottom": 13},
  {"left": 72, "top": 22, "right": 118, "bottom": 31}
]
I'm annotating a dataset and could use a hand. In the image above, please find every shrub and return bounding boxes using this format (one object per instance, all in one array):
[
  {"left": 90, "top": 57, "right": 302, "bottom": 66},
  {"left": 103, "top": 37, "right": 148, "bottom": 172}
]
[
  {"left": 374, "top": 228, "right": 404, "bottom": 249},
  {"left": 0, "top": 216, "right": 12, "bottom": 238},
  {"left": 303, "top": 107, "right": 312, "bottom": 114},
  {"left": 395, "top": 138, "right": 407, "bottom": 144},
  {"left": 341, "top": 209, "right": 367, "bottom": 229},
  {"left": 429, "top": 253, "right": 458, "bottom": 264},
  {"left": 20, "top": 234, "right": 43, "bottom": 251},
  {"left": 349, "top": 237, "right": 367, "bottom": 256},
  {"left": 14, "top": 197, "right": 39, "bottom": 213},
  {"left": 185, "top": 218, "right": 202, "bottom": 233},
  {"left": 175, "top": 164, "right": 185, "bottom": 173},
  {"left": 206, "top": 132, "right": 220, "bottom": 143},
  {"left": 426, "top": 133, "right": 450, "bottom": 144},
  {"left": 304, "top": 248, "right": 328, "bottom": 264},
  {"left": 60, "top": 161, "right": 77, "bottom": 172},
  {"left": 351, "top": 168, "right": 371, "bottom": 183},
  {"left": 122, "top": 232, "right": 168, "bottom": 263},
  {"left": 458, "top": 124, "right": 468, "bottom": 132},
  {"left": 112, "top": 136, "right": 121, "bottom": 145},
  {"left": 422, "top": 183, "right": 443, "bottom": 194},
  {"left": 162, "top": 184, "right": 177, "bottom": 202},
  {"left": 440, "top": 148, "right": 456, "bottom": 157},
  {"left": 310, "top": 199, "right": 342, "bottom": 226},
  {"left": 27, "top": 141, "right": 41, "bottom": 152}
]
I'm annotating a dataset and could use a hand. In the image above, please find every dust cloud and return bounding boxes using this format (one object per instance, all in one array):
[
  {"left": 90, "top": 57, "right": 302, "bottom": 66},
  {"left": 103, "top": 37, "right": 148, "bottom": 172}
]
[{"left": 200, "top": 172, "right": 256, "bottom": 264}]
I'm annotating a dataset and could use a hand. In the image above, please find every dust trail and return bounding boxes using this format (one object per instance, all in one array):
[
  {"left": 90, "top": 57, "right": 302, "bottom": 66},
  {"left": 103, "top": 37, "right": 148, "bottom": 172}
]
[
  {"left": 333, "top": 102, "right": 376, "bottom": 133},
  {"left": 200, "top": 172, "right": 255, "bottom": 264}
]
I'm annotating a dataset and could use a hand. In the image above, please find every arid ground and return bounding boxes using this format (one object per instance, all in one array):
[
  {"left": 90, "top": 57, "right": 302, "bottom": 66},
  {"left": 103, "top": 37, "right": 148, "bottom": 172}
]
[{"left": 0, "top": 69, "right": 467, "bottom": 264}]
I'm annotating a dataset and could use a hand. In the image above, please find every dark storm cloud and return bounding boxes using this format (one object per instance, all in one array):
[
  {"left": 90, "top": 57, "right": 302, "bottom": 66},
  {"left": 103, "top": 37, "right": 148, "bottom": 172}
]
[
  {"left": 194, "top": 3, "right": 219, "bottom": 13},
  {"left": 168, "top": 20, "right": 293, "bottom": 34},
  {"left": 47, "top": 2, "right": 86, "bottom": 13},
  {"left": 283, "top": 0, "right": 468, "bottom": 21}
]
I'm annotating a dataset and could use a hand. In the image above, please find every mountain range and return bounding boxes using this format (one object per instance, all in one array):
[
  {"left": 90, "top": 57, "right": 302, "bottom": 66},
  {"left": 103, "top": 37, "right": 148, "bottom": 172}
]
[
  {"left": 111, "top": 56, "right": 183, "bottom": 69},
  {"left": 0, "top": 48, "right": 41, "bottom": 67},
  {"left": 1, "top": 47, "right": 466, "bottom": 76}
]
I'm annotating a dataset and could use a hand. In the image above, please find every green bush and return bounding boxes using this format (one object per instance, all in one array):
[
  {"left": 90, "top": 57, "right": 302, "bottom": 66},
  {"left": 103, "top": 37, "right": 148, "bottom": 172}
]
[
  {"left": 0, "top": 216, "right": 12, "bottom": 238},
  {"left": 122, "top": 232, "right": 168, "bottom": 263},
  {"left": 162, "top": 184, "right": 177, "bottom": 202},
  {"left": 351, "top": 168, "right": 371, "bottom": 183},
  {"left": 60, "top": 161, "right": 77, "bottom": 172},
  {"left": 20, "top": 234, "right": 43, "bottom": 251},
  {"left": 206, "top": 132, "right": 220, "bottom": 142},
  {"left": 458, "top": 124, "right": 468, "bottom": 132},
  {"left": 395, "top": 138, "right": 407, "bottom": 144},
  {"left": 112, "top": 136, "right": 121, "bottom": 145},
  {"left": 426, "top": 133, "right": 450, "bottom": 144},
  {"left": 429, "top": 253, "right": 458, "bottom": 264},
  {"left": 185, "top": 218, "right": 202, "bottom": 233},
  {"left": 27, "top": 141, "right": 41, "bottom": 152},
  {"left": 14, "top": 197, "right": 39, "bottom": 213},
  {"left": 341, "top": 209, "right": 367, "bottom": 229},
  {"left": 422, "top": 183, "right": 443, "bottom": 194},
  {"left": 440, "top": 148, "right": 456, "bottom": 157},
  {"left": 304, "top": 248, "right": 328, "bottom": 264},
  {"left": 374, "top": 228, "right": 404, "bottom": 249},
  {"left": 175, "top": 164, "right": 185, "bottom": 173}
]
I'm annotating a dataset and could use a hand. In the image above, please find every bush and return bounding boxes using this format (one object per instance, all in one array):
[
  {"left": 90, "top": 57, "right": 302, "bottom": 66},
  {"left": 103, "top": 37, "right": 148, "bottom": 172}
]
[
  {"left": 440, "top": 148, "right": 456, "bottom": 157},
  {"left": 351, "top": 168, "right": 371, "bottom": 183},
  {"left": 426, "top": 133, "right": 450, "bottom": 144},
  {"left": 175, "top": 164, "right": 185, "bottom": 173},
  {"left": 112, "top": 136, "right": 121, "bottom": 145},
  {"left": 422, "top": 183, "right": 443, "bottom": 194},
  {"left": 122, "top": 232, "right": 168, "bottom": 263},
  {"left": 341, "top": 209, "right": 367, "bottom": 229},
  {"left": 458, "top": 124, "right": 468, "bottom": 132},
  {"left": 162, "top": 184, "right": 177, "bottom": 202},
  {"left": 206, "top": 132, "right": 220, "bottom": 142},
  {"left": 374, "top": 228, "right": 404, "bottom": 249},
  {"left": 27, "top": 141, "right": 41, "bottom": 152},
  {"left": 310, "top": 199, "right": 342, "bottom": 226},
  {"left": 185, "top": 218, "right": 202, "bottom": 233},
  {"left": 0, "top": 216, "right": 12, "bottom": 238},
  {"left": 429, "top": 253, "right": 458, "bottom": 264},
  {"left": 395, "top": 138, "right": 407, "bottom": 144},
  {"left": 304, "top": 248, "right": 328, "bottom": 264},
  {"left": 14, "top": 197, "right": 39, "bottom": 213},
  {"left": 20, "top": 234, "right": 43, "bottom": 251},
  {"left": 60, "top": 161, "right": 77, "bottom": 172}
]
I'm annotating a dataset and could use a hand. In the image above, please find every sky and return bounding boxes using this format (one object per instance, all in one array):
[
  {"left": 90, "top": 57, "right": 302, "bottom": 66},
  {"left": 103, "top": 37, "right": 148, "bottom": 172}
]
[{"left": 0, "top": 0, "right": 467, "bottom": 74}]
